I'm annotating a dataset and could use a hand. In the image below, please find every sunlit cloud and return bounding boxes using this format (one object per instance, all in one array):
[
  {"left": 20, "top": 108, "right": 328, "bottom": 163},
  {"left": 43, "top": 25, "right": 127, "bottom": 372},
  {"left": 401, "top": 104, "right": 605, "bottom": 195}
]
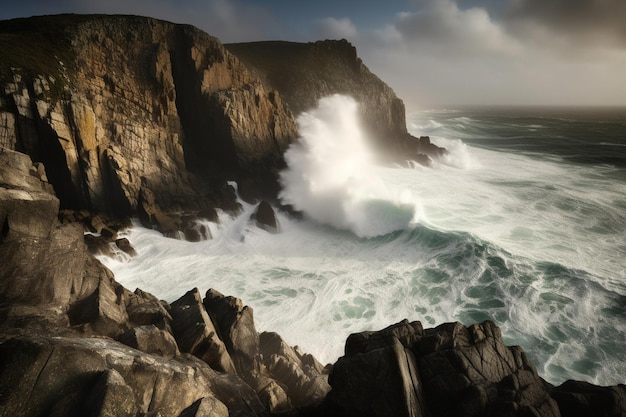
[{"left": 311, "top": 17, "right": 358, "bottom": 41}]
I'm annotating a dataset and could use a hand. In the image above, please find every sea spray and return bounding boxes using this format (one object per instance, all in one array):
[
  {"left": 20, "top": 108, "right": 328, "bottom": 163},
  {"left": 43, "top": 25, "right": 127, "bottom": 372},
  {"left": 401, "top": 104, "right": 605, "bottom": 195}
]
[
  {"left": 279, "top": 94, "right": 418, "bottom": 237},
  {"left": 103, "top": 106, "right": 626, "bottom": 387}
]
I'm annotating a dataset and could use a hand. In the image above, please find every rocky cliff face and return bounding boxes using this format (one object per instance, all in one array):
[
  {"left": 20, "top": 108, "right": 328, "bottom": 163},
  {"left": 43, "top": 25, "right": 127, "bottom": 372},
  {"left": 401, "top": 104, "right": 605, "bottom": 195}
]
[
  {"left": 0, "top": 15, "right": 443, "bottom": 229},
  {"left": 0, "top": 15, "right": 296, "bottom": 223},
  {"left": 226, "top": 40, "right": 445, "bottom": 164}
]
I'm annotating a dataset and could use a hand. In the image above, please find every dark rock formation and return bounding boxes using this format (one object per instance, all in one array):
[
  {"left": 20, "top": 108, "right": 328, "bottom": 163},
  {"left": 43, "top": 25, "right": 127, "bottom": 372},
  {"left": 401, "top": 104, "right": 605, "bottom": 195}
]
[
  {"left": 0, "top": 148, "right": 329, "bottom": 416},
  {"left": 322, "top": 319, "right": 626, "bottom": 417},
  {"left": 252, "top": 199, "right": 279, "bottom": 233}
]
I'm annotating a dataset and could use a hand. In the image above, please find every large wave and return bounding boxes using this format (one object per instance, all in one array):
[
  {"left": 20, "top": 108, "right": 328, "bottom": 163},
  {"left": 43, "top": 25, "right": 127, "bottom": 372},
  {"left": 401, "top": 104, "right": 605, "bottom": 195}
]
[{"left": 279, "top": 94, "right": 418, "bottom": 238}]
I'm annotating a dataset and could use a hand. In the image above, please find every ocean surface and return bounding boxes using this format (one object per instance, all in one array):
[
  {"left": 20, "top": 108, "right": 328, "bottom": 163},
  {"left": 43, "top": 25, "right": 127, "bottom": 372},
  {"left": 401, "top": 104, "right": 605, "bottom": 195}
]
[{"left": 101, "top": 98, "right": 626, "bottom": 386}]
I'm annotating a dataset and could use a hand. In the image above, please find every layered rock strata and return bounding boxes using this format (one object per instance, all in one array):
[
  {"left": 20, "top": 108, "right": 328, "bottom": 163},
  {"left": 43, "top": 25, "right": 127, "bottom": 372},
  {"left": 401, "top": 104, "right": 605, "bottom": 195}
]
[{"left": 0, "top": 15, "right": 296, "bottom": 228}]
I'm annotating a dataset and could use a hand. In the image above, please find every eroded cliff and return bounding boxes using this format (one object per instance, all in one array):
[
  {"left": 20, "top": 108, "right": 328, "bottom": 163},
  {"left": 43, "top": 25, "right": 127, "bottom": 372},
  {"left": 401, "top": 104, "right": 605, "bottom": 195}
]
[{"left": 0, "top": 15, "right": 296, "bottom": 225}]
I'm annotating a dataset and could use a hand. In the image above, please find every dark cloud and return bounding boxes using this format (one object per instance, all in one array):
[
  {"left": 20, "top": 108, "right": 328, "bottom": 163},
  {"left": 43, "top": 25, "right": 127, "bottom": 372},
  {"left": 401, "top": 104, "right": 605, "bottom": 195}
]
[{"left": 506, "top": 0, "right": 626, "bottom": 46}]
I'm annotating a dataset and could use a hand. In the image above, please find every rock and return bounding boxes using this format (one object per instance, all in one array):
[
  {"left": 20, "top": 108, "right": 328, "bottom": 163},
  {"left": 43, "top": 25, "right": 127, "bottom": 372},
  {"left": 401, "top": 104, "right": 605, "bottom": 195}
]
[
  {"left": 119, "top": 324, "right": 180, "bottom": 359},
  {"left": 252, "top": 200, "right": 279, "bottom": 233},
  {"left": 115, "top": 237, "right": 137, "bottom": 256},
  {"left": 0, "top": 336, "right": 264, "bottom": 417},
  {"left": 326, "top": 336, "right": 427, "bottom": 417},
  {"left": 77, "top": 369, "right": 138, "bottom": 417},
  {"left": 253, "top": 376, "right": 293, "bottom": 413},
  {"left": 203, "top": 288, "right": 261, "bottom": 380},
  {"left": 125, "top": 288, "right": 173, "bottom": 331},
  {"left": 324, "top": 320, "right": 562, "bottom": 417},
  {"left": 67, "top": 266, "right": 130, "bottom": 338},
  {"left": 169, "top": 288, "right": 236, "bottom": 374},
  {"left": 179, "top": 396, "right": 229, "bottom": 417},
  {"left": 551, "top": 380, "right": 626, "bottom": 417}
]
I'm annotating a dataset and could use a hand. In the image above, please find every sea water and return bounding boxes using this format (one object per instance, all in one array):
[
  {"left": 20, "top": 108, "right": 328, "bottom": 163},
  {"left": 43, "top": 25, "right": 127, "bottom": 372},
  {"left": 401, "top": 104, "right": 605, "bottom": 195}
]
[{"left": 101, "top": 98, "right": 626, "bottom": 386}]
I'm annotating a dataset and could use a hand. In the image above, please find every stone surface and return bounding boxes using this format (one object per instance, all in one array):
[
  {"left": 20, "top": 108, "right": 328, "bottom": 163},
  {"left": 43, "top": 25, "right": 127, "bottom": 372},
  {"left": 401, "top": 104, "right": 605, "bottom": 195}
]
[
  {"left": 324, "top": 320, "right": 563, "bottom": 417},
  {"left": 170, "top": 288, "right": 236, "bottom": 374},
  {"left": 1, "top": 15, "right": 297, "bottom": 226},
  {"left": 252, "top": 199, "right": 279, "bottom": 233},
  {"left": 227, "top": 40, "right": 446, "bottom": 164},
  {"left": 0, "top": 336, "right": 263, "bottom": 417},
  {"left": 204, "top": 288, "right": 261, "bottom": 380}
]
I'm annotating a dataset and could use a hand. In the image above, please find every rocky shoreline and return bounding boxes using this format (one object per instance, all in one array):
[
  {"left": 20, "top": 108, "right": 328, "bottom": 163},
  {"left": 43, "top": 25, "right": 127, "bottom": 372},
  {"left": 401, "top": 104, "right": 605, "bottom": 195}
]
[
  {"left": 1, "top": 14, "right": 625, "bottom": 417},
  {"left": 2, "top": 144, "right": 625, "bottom": 417}
]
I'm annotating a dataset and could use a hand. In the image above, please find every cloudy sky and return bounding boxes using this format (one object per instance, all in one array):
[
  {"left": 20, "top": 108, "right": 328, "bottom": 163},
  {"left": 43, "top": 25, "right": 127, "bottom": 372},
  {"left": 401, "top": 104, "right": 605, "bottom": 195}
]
[{"left": 2, "top": 0, "right": 626, "bottom": 109}]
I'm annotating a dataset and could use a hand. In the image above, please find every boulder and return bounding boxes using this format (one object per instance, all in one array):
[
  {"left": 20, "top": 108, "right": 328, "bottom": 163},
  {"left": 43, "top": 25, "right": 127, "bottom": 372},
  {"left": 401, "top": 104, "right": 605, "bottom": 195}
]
[
  {"left": 259, "top": 331, "right": 331, "bottom": 409},
  {"left": 125, "top": 287, "right": 173, "bottom": 331},
  {"left": 119, "top": 324, "right": 180, "bottom": 359},
  {"left": 324, "top": 320, "right": 562, "bottom": 417},
  {"left": 170, "top": 288, "right": 236, "bottom": 374},
  {"left": 115, "top": 237, "right": 137, "bottom": 256},
  {"left": 252, "top": 200, "right": 279, "bottom": 233},
  {"left": 203, "top": 288, "right": 261, "bottom": 380},
  {"left": 67, "top": 266, "right": 130, "bottom": 338}
]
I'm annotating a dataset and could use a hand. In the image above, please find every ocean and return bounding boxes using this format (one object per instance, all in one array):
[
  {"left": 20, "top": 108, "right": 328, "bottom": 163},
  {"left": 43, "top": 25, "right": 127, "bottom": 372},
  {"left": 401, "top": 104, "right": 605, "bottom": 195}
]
[{"left": 100, "top": 97, "right": 626, "bottom": 386}]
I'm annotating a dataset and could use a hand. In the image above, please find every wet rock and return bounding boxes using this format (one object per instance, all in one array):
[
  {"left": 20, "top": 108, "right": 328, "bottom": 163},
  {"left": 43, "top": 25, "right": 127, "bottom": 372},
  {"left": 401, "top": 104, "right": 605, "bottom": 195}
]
[
  {"left": 115, "top": 237, "right": 137, "bottom": 256},
  {"left": 252, "top": 200, "right": 279, "bottom": 233}
]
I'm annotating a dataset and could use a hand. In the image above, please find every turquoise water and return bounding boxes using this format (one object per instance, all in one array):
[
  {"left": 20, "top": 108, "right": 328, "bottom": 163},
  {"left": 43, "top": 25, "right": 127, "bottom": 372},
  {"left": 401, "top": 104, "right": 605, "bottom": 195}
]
[{"left": 104, "top": 103, "right": 626, "bottom": 386}]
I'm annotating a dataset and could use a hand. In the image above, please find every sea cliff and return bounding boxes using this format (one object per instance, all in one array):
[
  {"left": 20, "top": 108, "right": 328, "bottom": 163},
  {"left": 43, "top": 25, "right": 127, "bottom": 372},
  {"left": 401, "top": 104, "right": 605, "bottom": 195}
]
[{"left": 1, "top": 14, "right": 624, "bottom": 417}]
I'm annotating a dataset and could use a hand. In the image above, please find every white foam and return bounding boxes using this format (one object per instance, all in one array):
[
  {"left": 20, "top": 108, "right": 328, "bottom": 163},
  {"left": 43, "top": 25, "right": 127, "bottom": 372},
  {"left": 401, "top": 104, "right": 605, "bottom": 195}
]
[
  {"left": 102, "top": 105, "right": 626, "bottom": 386},
  {"left": 279, "top": 94, "right": 418, "bottom": 238}
]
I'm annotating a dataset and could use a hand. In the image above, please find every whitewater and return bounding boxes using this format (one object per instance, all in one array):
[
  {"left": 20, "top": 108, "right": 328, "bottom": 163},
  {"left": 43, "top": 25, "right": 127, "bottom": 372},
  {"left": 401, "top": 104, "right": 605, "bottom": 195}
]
[{"left": 101, "top": 97, "right": 626, "bottom": 386}]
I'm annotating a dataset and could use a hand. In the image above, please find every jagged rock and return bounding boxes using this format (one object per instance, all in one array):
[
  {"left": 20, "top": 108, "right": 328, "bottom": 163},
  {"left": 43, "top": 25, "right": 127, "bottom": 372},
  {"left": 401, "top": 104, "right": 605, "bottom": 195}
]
[
  {"left": 259, "top": 331, "right": 331, "bottom": 409},
  {"left": 170, "top": 288, "right": 236, "bottom": 374},
  {"left": 119, "top": 324, "right": 180, "bottom": 359},
  {"left": 203, "top": 288, "right": 261, "bottom": 380},
  {"left": 115, "top": 237, "right": 137, "bottom": 256},
  {"left": 0, "top": 336, "right": 264, "bottom": 417},
  {"left": 1, "top": 15, "right": 296, "bottom": 224},
  {"left": 325, "top": 320, "right": 562, "bottom": 417},
  {"left": 125, "top": 288, "right": 173, "bottom": 331},
  {"left": 551, "top": 380, "right": 626, "bottom": 417},
  {"left": 0, "top": 149, "right": 102, "bottom": 307},
  {"left": 252, "top": 200, "right": 279, "bottom": 233},
  {"left": 326, "top": 323, "right": 427, "bottom": 417},
  {"left": 253, "top": 376, "right": 293, "bottom": 413},
  {"left": 67, "top": 266, "right": 130, "bottom": 338}
]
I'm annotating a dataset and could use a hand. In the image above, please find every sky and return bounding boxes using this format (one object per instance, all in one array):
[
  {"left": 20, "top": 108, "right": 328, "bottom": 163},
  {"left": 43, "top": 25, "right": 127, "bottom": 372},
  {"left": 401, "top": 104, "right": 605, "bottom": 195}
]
[{"left": 2, "top": 0, "right": 626, "bottom": 109}]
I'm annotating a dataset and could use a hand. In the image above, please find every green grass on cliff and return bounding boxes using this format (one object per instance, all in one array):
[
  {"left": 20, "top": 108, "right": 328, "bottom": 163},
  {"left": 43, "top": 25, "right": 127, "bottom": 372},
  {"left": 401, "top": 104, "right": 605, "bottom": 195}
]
[{"left": 0, "top": 15, "right": 94, "bottom": 98}]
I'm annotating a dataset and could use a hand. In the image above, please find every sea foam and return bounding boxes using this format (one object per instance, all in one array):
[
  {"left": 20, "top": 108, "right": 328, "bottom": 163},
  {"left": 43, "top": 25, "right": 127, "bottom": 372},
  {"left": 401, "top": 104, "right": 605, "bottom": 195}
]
[{"left": 279, "top": 94, "right": 417, "bottom": 238}]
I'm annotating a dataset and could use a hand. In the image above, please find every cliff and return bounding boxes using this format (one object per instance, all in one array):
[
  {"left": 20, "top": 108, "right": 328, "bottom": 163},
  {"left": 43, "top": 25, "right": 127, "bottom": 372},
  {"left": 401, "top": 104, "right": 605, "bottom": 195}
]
[
  {"left": 2, "top": 13, "right": 623, "bottom": 417},
  {"left": 226, "top": 40, "right": 445, "bottom": 164},
  {"left": 0, "top": 14, "right": 296, "bottom": 229}
]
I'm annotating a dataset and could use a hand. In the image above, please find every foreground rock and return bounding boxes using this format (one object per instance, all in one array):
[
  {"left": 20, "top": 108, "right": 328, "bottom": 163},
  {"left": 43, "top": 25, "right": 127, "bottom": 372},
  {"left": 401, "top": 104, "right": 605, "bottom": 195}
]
[
  {"left": 321, "top": 320, "right": 626, "bottom": 417},
  {"left": 0, "top": 149, "right": 329, "bottom": 416}
]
